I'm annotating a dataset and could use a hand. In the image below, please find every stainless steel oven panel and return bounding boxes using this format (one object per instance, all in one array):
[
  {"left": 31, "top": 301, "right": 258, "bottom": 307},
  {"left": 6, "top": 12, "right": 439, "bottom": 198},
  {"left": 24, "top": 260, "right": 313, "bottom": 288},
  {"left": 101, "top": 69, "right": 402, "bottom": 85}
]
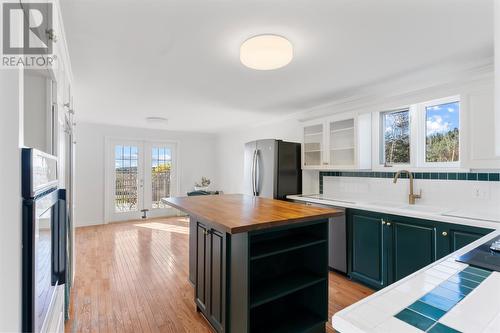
[
  {"left": 22, "top": 148, "right": 58, "bottom": 199},
  {"left": 23, "top": 189, "right": 62, "bottom": 333}
]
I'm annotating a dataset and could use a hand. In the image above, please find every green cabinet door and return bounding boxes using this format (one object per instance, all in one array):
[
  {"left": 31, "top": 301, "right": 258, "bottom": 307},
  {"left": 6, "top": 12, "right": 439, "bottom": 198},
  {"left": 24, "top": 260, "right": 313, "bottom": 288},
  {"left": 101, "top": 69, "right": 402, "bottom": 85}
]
[
  {"left": 347, "top": 208, "right": 494, "bottom": 290},
  {"left": 348, "top": 210, "right": 388, "bottom": 289},
  {"left": 437, "top": 223, "right": 494, "bottom": 257},
  {"left": 451, "top": 231, "right": 483, "bottom": 251},
  {"left": 388, "top": 217, "right": 437, "bottom": 282}
]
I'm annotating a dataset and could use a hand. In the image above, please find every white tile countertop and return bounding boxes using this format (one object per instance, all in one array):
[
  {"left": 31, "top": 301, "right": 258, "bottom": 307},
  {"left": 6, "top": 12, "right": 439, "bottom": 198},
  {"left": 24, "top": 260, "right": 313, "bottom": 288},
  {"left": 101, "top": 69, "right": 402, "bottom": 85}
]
[
  {"left": 330, "top": 230, "right": 500, "bottom": 333},
  {"left": 286, "top": 194, "right": 500, "bottom": 333},
  {"left": 286, "top": 194, "right": 500, "bottom": 230}
]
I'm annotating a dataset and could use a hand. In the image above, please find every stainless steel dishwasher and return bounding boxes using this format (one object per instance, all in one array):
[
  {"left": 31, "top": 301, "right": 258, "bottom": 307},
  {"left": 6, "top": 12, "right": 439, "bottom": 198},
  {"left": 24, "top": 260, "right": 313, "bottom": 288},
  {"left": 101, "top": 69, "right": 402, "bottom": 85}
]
[{"left": 293, "top": 200, "right": 347, "bottom": 273}]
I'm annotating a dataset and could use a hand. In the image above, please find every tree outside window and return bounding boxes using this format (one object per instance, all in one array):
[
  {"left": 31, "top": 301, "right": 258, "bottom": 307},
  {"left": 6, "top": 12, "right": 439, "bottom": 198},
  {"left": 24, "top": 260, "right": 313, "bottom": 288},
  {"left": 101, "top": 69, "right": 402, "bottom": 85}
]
[
  {"left": 382, "top": 110, "right": 410, "bottom": 165},
  {"left": 425, "top": 101, "right": 459, "bottom": 163}
]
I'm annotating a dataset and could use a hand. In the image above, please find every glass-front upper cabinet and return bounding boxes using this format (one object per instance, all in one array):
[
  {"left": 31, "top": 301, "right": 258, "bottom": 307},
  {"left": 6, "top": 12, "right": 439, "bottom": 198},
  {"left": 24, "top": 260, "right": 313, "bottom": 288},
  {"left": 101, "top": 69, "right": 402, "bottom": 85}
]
[
  {"left": 329, "top": 118, "right": 355, "bottom": 168},
  {"left": 303, "top": 123, "right": 326, "bottom": 167},
  {"left": 301, "top": 113, "right": 372, "bottom": 170}
]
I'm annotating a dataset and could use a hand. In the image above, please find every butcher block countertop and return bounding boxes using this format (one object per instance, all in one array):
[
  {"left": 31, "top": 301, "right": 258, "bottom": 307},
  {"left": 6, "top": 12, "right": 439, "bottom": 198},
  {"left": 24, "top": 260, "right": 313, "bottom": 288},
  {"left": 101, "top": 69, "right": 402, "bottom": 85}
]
[{"left": 162, "top": 194, "right": 343, "bottom": 234}]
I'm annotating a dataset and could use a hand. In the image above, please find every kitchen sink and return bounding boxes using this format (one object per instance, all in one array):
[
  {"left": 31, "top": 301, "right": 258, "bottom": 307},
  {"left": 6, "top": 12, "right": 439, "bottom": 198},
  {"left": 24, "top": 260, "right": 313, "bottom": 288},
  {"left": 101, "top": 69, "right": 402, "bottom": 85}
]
[
  {"left": 397, "top": 205, "right": 445, "bottom": 214},
  {"left": 366, "top": 201, "right": 405, "bottom": 208}
]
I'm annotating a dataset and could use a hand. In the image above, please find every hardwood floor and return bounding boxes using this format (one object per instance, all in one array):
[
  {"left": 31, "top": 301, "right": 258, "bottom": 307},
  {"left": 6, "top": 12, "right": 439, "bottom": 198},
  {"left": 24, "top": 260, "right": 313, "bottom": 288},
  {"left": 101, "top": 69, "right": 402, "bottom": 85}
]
[{"left": 66, "top": 217, "right": 373, "bottom": 333}]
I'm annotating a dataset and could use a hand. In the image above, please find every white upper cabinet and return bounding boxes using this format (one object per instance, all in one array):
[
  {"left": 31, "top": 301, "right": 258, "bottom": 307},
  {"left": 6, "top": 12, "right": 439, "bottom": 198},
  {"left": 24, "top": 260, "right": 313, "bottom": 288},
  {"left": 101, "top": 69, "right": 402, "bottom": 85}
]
[
  {"left": 467, "top": 86, "right": 500, "bottom": 169},
  {"left": 301, "top": 113, "right": 371, "bottom": 170},
  {"left": 303, "top": 123, "right": 326, "bottom": 167}
]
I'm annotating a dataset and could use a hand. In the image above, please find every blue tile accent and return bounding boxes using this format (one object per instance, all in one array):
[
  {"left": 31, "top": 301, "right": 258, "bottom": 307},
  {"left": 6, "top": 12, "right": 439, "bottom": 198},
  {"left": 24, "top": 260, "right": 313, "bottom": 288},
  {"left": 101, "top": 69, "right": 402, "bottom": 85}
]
[
  {"left": 318, "top": 171, "right": 500, "bottom": 195},
  {"left": 419, "top": 293, "right": 457, "bottom": 312},
  {"left": 427, "top": 286, "right": 464, "bottom": 303},
  {"left": 478, "top": 173, "right": 488, "bottom": 181},
  {"left": 457, "top": 271, "right": 487, "bottom": 283},
  {"left": 439, "top": 281, "right": 474, "bottom": 297},
  {"left": 395, "top": 309, "right": 435, "bottom": 331},
  {"left": 463, "top": 266, "right": 492, "bottom": 278},
  {"left": 407, "top": 301, "right": 446, "bottom": 321},
  {"left": 448, "top": 275, "right": 480, "bottom": 289},
  {"left": 467, "top": 173, "right": 477, "bottom": 181},
  {"left": 427, "top": 322, "right": 462, "bottom": 333},
  {"left": 394, "top": 266, "right": 490, "bottom": 332},
  {"left": 489, "top": 173, "right": 500, "bottom": 181}
]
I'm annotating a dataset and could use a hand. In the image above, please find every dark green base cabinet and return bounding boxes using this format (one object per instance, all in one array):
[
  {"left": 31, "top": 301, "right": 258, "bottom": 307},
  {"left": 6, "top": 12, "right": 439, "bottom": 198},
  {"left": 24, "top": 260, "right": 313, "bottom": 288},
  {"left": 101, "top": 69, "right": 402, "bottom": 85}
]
[
  {"left": 347, "top": 209, "right": 494, "bottom": 290},
  {"left": 194, "top": 218, "right": 330, "bottom": 333}
]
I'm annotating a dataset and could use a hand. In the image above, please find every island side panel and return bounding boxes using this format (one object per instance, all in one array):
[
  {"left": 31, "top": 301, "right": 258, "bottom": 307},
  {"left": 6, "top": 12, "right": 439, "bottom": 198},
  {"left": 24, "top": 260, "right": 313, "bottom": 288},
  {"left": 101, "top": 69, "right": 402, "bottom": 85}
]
[
  {"left": 189, "top": 216, "right": 196, "bottom": 285},
  {"left": 229, "top": 232, "right": 249, "bottom": 333}
]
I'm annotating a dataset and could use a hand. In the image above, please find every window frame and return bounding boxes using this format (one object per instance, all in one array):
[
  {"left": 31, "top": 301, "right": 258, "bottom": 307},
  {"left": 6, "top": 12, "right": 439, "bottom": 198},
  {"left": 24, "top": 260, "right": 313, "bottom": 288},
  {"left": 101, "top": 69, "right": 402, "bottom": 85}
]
[
  {"left": 379, "top": 108, "right": 412, "bottom": 168},
  {"left": 417, "top": 95, "right": 461, "bottom": 169},
  {"left": 374, "top": 95, "right": 462, "bottom": 171}
]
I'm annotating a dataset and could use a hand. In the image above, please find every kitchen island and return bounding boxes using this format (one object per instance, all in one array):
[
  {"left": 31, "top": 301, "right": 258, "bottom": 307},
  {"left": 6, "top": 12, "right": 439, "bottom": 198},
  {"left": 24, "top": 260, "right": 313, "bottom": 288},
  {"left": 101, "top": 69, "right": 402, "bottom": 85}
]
[{"left": 162, "top": 194, "right": 343, "bottom": 333}]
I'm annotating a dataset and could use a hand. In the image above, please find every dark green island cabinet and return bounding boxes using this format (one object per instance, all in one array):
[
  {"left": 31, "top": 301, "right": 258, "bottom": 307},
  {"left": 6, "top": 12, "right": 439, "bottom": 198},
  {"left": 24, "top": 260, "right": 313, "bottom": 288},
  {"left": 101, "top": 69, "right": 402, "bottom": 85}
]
[
  {"left": 347, "top": 209, "right": 494, "bottom": 290},
  {"left": 163, "top": 194, "right": 343, "bottom": 333}
]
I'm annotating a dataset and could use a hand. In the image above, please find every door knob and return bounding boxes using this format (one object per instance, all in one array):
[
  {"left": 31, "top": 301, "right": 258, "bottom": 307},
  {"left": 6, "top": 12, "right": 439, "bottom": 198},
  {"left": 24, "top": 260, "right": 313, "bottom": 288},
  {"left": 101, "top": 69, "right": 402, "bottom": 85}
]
[
  {"left": 386, "top": 222, "right": 392, "bottom": 226},
  {"left": 442, "top": 231, "right": 448, "bottom": 237},
  {"left": 381, "top": 219, "right": 386, "bottom": 225}
]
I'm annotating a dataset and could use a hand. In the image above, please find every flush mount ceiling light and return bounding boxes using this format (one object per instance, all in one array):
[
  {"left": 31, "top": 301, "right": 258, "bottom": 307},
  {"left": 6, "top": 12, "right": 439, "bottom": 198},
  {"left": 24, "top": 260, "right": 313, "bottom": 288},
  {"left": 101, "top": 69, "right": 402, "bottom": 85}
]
[
  {"left": 146, "top": 116, "right": 168, "bottom": 124},
  {"left": 240, "top": 35, "right": 293, "bottom": 70}
]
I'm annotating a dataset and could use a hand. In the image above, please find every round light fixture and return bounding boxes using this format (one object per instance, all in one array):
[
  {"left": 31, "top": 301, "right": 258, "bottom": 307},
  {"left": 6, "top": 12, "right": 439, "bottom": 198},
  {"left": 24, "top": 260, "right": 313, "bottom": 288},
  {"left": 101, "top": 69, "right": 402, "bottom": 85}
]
[{"left": 240, "top": 35, "right": 293, "bottom": 70}]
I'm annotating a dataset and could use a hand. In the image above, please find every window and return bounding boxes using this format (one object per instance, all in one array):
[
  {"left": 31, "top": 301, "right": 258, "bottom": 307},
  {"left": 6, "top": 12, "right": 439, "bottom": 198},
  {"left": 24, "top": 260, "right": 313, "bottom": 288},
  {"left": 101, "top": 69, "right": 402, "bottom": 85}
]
[
  {"left": 425, "top": 101, "right": 460, "bottom": 163},
  {"left": 151, "top": 147, "right": 172, "bottom": 209},
  {"left": 377, "top": 96, "right": 461, "bottom": 169},
  {"left": 381, "top": 109, "right": 410, "bottom": 165},
  {"left": 114, "top": 145, "right": 139, "bottom": 212}
]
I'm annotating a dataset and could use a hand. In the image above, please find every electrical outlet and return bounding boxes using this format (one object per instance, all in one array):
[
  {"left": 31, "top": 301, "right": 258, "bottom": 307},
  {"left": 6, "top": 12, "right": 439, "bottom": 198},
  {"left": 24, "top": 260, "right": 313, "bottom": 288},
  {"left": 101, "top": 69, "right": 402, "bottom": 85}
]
[{"left": 472, "top": 186, "right": 490, "bottom": 199}]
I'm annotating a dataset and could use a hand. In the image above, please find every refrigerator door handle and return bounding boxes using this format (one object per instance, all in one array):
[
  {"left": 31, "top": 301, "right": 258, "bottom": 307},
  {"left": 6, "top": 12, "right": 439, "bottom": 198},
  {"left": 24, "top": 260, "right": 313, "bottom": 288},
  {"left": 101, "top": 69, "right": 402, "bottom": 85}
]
[
  {"left": 255, "top": 150, "right": 260, "bottom": 196},
  {"left": 251, "top": 149, "right": 257, "bottom": 196}
]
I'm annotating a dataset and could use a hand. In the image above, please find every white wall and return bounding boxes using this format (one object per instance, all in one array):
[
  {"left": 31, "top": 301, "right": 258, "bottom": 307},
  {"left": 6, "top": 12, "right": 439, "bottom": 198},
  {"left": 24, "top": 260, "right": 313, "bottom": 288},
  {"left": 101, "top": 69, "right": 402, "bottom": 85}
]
[
  {"left": 24, "top": 72, "right": 49, "bottom": 152},
  {"left": 75, "top": 122, "right": 218, "bottom": 226},
  {"left": 215, "top": 118, "right": 320, "bottom": 195},
  {"left": 0, "top": 69, "right": 23, "bottom": 332},
  {"left": 216, "top": 75, "right": 498, "bottom": 196}
]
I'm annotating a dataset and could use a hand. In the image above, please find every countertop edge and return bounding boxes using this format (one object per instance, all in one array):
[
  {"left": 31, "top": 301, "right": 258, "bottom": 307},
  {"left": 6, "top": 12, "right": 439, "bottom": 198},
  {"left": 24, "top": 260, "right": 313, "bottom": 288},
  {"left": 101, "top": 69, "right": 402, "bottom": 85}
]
[
  {"left": 287, "top": 195, "right": 500, "bottom": 230},
  {"left": 162, "top": 197, "right": 343, "bottom": 234}
]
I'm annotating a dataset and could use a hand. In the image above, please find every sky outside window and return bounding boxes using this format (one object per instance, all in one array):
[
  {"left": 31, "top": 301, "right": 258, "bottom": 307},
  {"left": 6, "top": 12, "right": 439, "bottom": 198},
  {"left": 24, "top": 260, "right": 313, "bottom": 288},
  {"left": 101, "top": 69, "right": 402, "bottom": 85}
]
[{"left": 425, "top": 101, "right": 459, "bottom": 162}]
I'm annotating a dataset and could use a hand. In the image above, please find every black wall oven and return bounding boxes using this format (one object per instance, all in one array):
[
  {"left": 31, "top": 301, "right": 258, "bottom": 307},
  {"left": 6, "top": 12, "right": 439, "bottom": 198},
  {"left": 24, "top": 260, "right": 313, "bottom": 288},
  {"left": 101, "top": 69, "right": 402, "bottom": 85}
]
[{"left": 22, "top": 148, "right": 66, "bottom": 333}]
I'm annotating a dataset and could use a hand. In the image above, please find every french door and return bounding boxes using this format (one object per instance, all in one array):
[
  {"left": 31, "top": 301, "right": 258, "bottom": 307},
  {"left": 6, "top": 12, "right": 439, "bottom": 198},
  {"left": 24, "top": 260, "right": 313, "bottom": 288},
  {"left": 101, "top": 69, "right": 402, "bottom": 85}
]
[{"left": 106, "top": 139, "right": 177, "bottom": 222}]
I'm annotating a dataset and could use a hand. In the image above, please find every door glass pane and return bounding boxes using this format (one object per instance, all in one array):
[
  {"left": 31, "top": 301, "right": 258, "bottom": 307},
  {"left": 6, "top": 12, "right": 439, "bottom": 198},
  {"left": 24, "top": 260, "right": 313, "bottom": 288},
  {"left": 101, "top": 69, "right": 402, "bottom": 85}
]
[
  {"left": 425, "top": 101, "right": 459, "bottom": 162},
  {"left": 329, "top": 118, "right": 355, "bottom": 166},
  {"left": 115, "top": 145, "right": 139, "bottom": 212},
  {"left": 152, "top": 146, "right": 172, "bottom": 209},
  {"left": 303, "top": 124, "right": 323, "bottom": 166},
  {"left": 381, "top": 109, "right": 410, "bottom": 165}
]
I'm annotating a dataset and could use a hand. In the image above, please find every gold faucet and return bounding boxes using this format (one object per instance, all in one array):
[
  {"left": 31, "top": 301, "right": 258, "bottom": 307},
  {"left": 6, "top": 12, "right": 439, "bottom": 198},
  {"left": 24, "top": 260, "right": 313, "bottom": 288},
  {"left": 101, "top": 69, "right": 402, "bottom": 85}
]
[{"left": 393, "top": 170, "right": 422, "bottom": 205}]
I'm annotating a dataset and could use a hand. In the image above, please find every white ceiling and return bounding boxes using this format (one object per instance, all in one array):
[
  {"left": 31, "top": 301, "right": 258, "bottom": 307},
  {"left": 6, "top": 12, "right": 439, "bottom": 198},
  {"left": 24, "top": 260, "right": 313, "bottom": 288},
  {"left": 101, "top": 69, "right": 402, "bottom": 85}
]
[{"left": 61, "top": 0, "right": 493, "bottom": 133}]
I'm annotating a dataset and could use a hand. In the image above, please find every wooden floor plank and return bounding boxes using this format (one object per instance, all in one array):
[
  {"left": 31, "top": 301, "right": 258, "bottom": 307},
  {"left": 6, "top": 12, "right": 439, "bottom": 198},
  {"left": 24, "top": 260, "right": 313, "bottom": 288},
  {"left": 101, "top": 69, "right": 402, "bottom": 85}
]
[{"left": 66, "top": 217, "right": 373, "bottom": 333}]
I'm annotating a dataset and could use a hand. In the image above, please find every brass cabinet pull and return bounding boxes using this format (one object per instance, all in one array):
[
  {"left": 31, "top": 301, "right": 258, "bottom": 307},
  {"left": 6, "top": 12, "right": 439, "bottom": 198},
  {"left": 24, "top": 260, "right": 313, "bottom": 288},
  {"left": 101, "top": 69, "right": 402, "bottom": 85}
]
[
  {"left": 386, "top": 222, "right": 392, "bottom": 226},
  {"left": 442, "top": 231, "right": 448, "bottom": 237},
  {"left": 381, "top": 219, "right": 386, "bottom": 225}
]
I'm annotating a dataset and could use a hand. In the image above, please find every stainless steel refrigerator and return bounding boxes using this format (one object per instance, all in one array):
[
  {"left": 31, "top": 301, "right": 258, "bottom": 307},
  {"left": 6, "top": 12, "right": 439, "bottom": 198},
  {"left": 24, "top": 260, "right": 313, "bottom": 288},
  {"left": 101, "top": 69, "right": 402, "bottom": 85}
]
[{"left": 244, "top": 139, "right": 302, "bottom": 199}]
